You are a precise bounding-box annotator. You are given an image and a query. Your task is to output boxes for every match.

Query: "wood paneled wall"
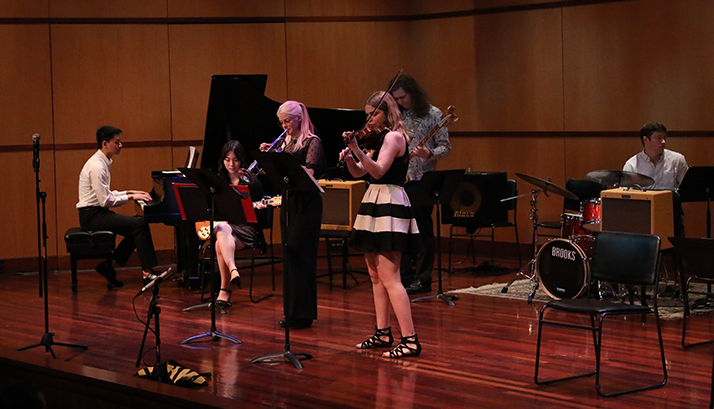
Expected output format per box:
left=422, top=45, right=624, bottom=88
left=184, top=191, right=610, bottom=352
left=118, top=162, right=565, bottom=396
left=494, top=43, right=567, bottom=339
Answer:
left=1, top=0, right=713, bottom=270
left=563, top=0, right=714, bottom=130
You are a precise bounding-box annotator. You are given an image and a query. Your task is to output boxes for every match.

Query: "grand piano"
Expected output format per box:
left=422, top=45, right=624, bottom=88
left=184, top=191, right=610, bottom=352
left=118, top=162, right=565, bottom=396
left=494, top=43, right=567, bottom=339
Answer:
left=140, top=74, right=366, bottom=288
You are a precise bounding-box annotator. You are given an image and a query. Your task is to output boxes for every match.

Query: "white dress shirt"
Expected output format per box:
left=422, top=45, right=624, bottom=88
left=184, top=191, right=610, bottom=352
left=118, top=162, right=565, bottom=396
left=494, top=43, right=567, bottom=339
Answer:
left=623, top=148, right=689, bottom=190
left=77, top=150, right=129, bottom=208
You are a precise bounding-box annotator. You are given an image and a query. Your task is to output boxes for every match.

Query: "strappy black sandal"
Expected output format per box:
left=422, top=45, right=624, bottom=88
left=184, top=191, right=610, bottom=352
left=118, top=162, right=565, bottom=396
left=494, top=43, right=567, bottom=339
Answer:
left=215, top=288, right=233, bottom=308
left=384, top=334, right=421, bottom=358
left=356, top=326, right=393, bottom=349
left=230, top=268, right=242, bottom=289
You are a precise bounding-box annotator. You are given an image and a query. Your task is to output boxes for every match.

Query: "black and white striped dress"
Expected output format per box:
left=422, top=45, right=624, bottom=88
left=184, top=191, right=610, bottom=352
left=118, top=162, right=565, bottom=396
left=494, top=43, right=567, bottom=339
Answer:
left=349, top=136, right=422, bottom=254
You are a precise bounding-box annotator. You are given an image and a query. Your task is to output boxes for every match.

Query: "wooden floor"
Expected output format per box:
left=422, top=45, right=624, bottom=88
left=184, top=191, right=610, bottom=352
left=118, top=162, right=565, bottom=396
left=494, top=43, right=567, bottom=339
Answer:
left=1, top=251, right=713, bottom=408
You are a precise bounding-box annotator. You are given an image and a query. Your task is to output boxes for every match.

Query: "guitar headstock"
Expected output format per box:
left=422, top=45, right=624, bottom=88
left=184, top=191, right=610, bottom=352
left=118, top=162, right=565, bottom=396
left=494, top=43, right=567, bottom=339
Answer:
left=440, top=105, right=458, bottom=127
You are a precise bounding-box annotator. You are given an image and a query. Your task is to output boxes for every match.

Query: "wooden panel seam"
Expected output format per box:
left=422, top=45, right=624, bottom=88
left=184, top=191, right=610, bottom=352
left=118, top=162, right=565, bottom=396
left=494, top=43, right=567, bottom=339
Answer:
left=0, top=2, right=644, bottom=25
left=4, top=132, right=714, bottom=153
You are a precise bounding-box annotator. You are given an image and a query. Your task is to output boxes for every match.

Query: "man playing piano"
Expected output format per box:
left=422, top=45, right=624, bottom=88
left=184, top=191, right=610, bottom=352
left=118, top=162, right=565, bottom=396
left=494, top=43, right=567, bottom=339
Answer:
left=77, top=125, right=165, bottom=289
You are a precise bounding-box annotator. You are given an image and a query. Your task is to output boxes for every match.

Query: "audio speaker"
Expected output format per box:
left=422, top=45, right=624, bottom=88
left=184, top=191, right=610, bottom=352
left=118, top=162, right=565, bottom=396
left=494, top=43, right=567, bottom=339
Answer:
left=442, top=171, right=509, bottom=227
left=600, top=188, right=674, bottom=249
left=318, top=180, right=367, bottom=231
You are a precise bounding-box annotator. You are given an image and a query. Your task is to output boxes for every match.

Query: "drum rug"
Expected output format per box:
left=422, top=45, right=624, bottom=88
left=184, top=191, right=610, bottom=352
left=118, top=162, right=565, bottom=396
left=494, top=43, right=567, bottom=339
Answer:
left=448, top=279, right=714, bottom=320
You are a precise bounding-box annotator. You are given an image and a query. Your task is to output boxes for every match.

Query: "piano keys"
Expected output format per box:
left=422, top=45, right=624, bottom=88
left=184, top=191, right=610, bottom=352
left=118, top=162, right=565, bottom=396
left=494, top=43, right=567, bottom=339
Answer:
left=136, top=170, right=201, bottom=290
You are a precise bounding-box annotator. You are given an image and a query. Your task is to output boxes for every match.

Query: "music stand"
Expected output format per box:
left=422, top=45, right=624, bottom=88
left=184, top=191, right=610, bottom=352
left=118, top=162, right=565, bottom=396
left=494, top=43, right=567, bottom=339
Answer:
left=175, top=167, right=252, bottom=345
left=678, top=166, right=714, bottom=238
left=248, top=151, right=322, bottom=369
left=410, top=169, right=464, bottom=306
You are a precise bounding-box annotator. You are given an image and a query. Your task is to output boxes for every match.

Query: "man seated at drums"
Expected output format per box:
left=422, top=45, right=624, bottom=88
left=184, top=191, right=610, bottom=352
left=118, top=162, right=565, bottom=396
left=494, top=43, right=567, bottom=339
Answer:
left=623, top=121, right=688, bottom=236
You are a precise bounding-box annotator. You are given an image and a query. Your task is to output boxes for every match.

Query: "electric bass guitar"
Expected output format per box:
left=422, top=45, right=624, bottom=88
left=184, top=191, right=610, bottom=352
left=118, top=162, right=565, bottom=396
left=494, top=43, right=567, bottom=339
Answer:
left=195, top=195, right=281, bottom=240
left=408, top=105, right=458, bottom=160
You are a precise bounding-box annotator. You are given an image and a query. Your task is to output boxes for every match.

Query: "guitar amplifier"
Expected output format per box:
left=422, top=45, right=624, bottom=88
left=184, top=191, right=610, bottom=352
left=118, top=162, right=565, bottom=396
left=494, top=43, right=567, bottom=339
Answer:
left=318, top=179, right=367, bottom=231
left=600, top=188, right=674, bottom=249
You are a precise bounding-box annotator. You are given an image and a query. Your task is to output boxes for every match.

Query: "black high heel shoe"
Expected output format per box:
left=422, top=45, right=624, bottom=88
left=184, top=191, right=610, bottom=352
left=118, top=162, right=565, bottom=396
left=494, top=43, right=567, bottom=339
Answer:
left=356, top=326, right=394, bottom=349
left=230, top=268, right=242, bottom=289
left=383, top=334, right=421, bottom=358
left=215, top=288, right=233, bottom=308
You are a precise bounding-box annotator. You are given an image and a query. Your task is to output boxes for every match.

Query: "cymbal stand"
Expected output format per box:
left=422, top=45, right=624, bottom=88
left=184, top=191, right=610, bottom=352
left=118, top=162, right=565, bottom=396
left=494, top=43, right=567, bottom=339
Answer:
left=501, top=189, right=543, bottom=303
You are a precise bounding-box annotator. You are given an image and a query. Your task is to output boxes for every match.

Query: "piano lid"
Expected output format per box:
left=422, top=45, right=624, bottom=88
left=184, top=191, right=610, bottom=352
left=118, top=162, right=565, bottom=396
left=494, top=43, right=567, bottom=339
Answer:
left=200, top=74, right=365, bottom=180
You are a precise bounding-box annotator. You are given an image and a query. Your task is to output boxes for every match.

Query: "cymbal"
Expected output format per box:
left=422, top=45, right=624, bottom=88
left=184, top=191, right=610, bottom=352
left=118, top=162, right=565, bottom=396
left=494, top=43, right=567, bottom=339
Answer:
left=515, top=173, right=579, bottom=200
left=586, top=170, right=654, bottom=188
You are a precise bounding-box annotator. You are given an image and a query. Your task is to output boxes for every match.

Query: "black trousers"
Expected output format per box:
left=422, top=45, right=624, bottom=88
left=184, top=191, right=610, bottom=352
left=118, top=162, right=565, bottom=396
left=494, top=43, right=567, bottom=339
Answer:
left=401, top=180, right=435, bottom=285
left=79, top=207, right=157, bottom=270
left=280, top=191, right=321, bottom=321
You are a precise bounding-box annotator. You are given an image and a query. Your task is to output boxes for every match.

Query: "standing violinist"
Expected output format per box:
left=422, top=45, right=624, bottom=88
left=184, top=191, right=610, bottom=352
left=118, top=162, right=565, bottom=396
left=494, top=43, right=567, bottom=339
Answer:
left=340, top=91, right=423, bottom=358
left=391, top=74, right=452, bottom=295
left=260, top=100, right=325, bottom=329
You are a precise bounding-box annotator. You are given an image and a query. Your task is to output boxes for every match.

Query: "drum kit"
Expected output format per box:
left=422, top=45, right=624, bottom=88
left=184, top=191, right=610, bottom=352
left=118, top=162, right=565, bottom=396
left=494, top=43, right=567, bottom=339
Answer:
left=501, top=170, right=654, bottom=302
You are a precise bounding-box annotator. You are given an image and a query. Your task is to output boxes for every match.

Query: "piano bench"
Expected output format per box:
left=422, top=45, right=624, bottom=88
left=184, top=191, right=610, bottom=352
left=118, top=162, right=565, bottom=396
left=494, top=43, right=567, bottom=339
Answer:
left=64, top=228, right=116, bottom=293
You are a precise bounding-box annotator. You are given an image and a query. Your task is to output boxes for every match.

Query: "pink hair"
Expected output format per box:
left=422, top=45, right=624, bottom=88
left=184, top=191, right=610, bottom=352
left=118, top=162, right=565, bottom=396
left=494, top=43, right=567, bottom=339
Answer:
left=277, top=100, right=318, bottom=149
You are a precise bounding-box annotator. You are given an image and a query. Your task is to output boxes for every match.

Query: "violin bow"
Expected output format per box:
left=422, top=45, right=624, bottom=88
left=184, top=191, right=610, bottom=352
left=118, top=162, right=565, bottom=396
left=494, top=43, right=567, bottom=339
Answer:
left=362, top=69, right=403, bottom=128
left=339, top=69, right=403, bottom=167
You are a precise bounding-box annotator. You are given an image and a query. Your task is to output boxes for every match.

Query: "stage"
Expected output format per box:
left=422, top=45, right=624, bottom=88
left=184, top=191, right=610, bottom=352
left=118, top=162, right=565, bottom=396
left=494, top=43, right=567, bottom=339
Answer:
left=0, top=252, right=712, bottom=408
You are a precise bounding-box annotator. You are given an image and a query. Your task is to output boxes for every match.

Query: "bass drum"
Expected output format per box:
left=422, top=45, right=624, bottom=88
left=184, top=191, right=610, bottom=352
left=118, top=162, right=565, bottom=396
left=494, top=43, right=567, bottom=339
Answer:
left=536, top=236, right=595, bottom=300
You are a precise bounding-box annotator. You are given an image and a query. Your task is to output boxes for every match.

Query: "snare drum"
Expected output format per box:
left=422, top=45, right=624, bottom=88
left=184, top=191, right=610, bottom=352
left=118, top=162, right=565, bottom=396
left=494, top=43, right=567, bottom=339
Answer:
left=561, top=212, right=585, bottom=238
left=581, top=198, right=601, bottom=232
left=536, top=236, right=595, bottom=299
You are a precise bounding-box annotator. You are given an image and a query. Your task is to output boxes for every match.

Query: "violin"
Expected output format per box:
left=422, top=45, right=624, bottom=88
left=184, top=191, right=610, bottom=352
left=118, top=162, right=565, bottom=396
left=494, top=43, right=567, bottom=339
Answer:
left=343, top=124, right=390, bottom=150
left=338, top=69, right=403, bottom=168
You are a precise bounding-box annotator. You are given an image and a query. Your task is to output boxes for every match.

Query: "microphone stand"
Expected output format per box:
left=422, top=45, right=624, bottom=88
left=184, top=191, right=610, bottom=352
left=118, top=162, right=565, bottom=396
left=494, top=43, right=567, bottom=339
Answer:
left=136, top=283, right=168, bottom=382
left=18, top=138, right=87, bottom=357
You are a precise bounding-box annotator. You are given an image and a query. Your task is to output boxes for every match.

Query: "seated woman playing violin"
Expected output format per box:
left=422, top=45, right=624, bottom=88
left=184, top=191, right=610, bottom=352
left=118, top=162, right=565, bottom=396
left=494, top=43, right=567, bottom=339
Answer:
left=211, top=140, right=268, bottom=308
left=339, top=91, right=423, bottom=358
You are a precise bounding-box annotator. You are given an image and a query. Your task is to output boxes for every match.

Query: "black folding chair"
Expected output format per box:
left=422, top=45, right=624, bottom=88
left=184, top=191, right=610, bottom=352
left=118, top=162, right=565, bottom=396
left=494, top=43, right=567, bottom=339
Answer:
left=669, top=237, right=714, bottom=348
left=535, top=231, right=667, bottom=397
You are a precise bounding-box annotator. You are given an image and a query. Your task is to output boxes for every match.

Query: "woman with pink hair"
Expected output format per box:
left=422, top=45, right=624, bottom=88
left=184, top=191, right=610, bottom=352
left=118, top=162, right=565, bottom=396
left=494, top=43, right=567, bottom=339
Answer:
left=260, top=100, right=325, bottom=329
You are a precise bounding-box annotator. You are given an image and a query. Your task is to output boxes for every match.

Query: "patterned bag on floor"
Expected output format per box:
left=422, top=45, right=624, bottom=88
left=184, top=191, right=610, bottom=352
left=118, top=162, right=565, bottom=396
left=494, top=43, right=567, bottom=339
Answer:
left=135, top=360, right=211, bottom=387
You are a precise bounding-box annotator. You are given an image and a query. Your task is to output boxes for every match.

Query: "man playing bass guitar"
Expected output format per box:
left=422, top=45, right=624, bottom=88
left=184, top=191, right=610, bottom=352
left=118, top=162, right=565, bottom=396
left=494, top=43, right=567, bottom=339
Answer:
left=391, top=74, right=452, bottom=295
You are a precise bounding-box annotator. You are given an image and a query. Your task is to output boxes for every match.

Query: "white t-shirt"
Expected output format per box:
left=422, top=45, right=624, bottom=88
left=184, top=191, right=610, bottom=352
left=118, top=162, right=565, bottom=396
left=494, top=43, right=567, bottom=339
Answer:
left=623, top=148, right=688, bottom=190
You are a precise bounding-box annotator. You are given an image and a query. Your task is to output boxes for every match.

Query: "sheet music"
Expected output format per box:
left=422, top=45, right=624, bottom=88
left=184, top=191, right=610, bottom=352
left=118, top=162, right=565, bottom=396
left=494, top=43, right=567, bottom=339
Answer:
left=303, top=165, right=325, bottom=193
left=184, top=146, right=199, bottom=169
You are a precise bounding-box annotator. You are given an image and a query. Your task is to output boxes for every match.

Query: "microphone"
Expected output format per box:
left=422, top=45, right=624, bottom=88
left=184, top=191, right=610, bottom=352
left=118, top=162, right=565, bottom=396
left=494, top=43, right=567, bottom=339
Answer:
left=32, top=133, right=40, bottom=173
left=134, top=267, right=174, bottom=298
